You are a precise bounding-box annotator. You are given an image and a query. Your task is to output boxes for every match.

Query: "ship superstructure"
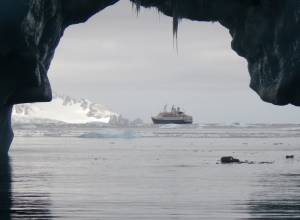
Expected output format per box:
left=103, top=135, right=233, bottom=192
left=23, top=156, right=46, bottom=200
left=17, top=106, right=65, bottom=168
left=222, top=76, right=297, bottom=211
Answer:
left=152, top=105, right=193, bottom=124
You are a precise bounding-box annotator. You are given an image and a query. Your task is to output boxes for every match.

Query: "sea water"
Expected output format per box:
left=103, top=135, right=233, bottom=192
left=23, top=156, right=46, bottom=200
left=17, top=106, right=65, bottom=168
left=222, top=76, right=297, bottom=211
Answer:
left=1, top=125, right=300, bottom=219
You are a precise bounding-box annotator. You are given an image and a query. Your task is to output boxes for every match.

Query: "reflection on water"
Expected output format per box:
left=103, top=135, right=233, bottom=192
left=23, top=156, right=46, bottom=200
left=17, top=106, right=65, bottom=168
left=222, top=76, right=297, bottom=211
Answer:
left=2, top=135, right=300, bottom=219
left=248, top=173, right=300, bottom=219
left=0, top=157, right=52, bottom=220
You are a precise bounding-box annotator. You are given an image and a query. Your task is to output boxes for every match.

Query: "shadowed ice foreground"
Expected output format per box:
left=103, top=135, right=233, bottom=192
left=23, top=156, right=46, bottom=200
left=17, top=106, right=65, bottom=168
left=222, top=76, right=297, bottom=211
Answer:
left=0, top=0, right=300, bottom=153
left=0, top=125, right=299, bottom=219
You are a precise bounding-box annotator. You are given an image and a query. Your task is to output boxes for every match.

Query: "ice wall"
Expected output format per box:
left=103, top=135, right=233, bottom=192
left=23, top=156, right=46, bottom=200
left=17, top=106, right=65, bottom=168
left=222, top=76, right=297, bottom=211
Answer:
left=0, top=106, right=13, bottom=156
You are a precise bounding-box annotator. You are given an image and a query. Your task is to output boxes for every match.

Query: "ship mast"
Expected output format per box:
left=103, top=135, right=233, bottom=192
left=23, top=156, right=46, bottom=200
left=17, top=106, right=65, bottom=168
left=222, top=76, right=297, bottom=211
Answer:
left=163, top=104, right=168, bottom=112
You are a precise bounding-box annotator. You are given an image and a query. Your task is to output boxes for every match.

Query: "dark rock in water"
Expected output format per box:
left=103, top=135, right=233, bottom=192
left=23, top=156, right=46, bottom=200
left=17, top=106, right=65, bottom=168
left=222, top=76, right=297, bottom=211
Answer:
left=258, top=161, right=274, bottom=164
left=286, top=155, right=295, bottom=159
left=221, top=156, right=240, bottom=164
left=220, top=157, right=274, bottom=165
left=220, top=156, right=275, bottom=164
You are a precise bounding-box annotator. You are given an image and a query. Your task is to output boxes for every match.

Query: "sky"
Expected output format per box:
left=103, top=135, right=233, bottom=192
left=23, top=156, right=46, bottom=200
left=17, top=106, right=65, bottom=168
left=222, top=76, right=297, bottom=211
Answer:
left=48, top=0, right=300, bottom=123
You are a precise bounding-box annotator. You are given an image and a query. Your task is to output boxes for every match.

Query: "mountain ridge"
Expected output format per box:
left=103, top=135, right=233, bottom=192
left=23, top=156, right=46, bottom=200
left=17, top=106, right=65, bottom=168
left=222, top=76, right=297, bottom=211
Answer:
left=13, top=93, right=121, bottom=124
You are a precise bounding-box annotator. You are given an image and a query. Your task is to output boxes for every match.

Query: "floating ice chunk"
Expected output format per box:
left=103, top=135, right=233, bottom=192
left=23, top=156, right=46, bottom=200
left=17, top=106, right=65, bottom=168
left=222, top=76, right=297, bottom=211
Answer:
left=79, top=129, right=137, bottom=139
left=158, top=124, right=182, bottom=129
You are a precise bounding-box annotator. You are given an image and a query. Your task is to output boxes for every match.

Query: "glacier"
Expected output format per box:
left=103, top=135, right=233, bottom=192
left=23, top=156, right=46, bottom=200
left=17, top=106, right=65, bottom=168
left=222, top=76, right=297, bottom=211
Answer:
left=13, top=93, right=120, bottom=124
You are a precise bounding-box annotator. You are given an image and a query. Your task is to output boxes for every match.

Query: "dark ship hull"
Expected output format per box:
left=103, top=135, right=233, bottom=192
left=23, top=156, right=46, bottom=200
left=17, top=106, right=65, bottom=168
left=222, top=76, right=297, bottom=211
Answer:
left=152, top=117, right=193, bottom=124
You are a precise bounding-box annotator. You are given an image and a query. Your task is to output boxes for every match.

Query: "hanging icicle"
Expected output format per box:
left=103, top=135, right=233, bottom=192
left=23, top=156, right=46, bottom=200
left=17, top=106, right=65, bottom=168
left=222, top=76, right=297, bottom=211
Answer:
left=172, top=0, right=181, bottom=51
left=131, top=0, right=181, bottom=51
left=131, top=0, right=141, bottom=15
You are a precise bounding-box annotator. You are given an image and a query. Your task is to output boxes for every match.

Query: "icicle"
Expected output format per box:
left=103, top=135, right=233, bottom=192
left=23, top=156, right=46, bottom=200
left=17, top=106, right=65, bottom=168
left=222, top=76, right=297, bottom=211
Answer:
left=173, top=16, right=179, bottom=52
left=172, top=0, right=180, bottom=52
left=131, top=0, right=181, bottom=52
left=131, top=0, right=141, bottom=16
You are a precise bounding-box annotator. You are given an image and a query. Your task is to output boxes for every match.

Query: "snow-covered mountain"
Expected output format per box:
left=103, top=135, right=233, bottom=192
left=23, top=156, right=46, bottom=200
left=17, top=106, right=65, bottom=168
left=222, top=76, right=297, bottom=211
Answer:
left=13, top=93, right=120, bottom=124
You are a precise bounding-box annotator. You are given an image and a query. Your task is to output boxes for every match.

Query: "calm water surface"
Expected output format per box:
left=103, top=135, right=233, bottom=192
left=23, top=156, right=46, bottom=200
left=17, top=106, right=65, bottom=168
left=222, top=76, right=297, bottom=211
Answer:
left=1, top=127, right=300, bottom=219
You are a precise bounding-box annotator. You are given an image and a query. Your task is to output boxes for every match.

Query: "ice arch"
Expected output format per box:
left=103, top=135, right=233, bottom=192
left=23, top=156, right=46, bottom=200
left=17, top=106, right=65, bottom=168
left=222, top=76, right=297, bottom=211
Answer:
left=0, top=0, right=300, bottom=155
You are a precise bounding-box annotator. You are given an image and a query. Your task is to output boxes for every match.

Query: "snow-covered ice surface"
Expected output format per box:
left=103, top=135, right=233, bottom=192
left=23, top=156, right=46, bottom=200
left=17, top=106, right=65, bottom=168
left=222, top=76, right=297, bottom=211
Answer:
left=13, top=93, right=119, bottom=124
left=5, top=124, right=300, bottom=219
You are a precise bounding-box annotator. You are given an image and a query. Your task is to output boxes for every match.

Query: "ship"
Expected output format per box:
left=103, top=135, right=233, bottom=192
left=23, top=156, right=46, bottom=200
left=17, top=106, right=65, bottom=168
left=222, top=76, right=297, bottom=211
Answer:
left=152, top=105, right=193, bottom=124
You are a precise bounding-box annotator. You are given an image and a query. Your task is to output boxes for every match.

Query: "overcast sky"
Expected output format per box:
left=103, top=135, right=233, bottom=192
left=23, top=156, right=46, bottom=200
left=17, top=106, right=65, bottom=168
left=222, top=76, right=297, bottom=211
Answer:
left=48, top=0, right=299, bottom=123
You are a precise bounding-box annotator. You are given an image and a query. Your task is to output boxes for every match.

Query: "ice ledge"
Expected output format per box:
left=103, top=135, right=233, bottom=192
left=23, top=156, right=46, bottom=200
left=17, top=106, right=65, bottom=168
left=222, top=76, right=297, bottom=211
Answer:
left=0, top=106, right=13, bottom=156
